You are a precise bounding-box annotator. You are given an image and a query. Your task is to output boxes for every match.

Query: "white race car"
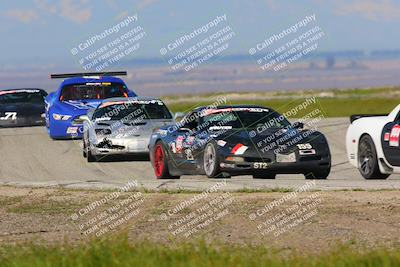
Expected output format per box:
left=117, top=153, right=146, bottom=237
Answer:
left=346, top=104, right=400, bottom=179
left=82, top=97, right=174, bottom=162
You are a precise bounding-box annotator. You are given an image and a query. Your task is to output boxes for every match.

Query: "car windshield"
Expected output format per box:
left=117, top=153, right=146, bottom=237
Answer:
left=59, top=83, right=128, bottom=101
left=0, top=90, right=46, bottom=104
left=93, top=100, right=172, bottom=121
left=201, top=108, right=291, bottom=129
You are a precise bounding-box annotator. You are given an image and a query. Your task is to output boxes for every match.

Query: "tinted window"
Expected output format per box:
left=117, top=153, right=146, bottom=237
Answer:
left=181, top=112, right=200, bottom=130
left=201, top=108, right=291, bottom=129
left=60, top=83, right=128, bottom=101
left=93, top=101, right=172, bottom=121
left=0, top=90, right=46, bottom=104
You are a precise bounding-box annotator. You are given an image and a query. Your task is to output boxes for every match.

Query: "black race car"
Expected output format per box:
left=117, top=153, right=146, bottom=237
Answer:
left=0, top=88, right=47, bottom=127
left=149, top=105, right=331, bottom=179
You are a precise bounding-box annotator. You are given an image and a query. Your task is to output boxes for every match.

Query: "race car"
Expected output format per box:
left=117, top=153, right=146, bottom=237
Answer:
left=346, top=104, right=400, bottom=179
left=45, top=71, right=136, bottom=139
left=149, top=105, right=331, bottom=179
left=82, top=97, right=174, bottom=162
left=0, top=88, right=47, bottom=127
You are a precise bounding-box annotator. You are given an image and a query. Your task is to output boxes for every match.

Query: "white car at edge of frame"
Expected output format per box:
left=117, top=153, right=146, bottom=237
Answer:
left=346, top=104, right=400, bottom=179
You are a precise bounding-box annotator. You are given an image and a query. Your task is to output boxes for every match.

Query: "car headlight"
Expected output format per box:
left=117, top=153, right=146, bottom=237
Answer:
left=72, top=115, right=87, bottom=125
left=53, top=113, right=71, bottom=120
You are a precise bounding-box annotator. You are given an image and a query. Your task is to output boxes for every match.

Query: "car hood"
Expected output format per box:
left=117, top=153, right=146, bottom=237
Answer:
left=213, top=127, right=323, bottom=155
left=94, top=119, right=173, bottom=138
left=60, top=100, right=102, bottom=111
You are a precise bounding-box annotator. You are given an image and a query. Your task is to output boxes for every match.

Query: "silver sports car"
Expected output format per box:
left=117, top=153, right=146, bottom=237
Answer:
left=82, top=97, right=174, bottom=162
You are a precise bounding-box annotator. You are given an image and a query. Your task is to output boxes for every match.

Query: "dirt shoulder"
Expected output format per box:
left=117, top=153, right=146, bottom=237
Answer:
left=0, top=186, right=399, bottom=253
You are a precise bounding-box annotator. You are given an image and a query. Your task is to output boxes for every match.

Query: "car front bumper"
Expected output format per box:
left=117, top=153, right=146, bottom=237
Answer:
left=218, top=153, right=331, bottom=175
left=90, top=137, right=150, bottom=156
left=0, top=117, right=45, bottom=128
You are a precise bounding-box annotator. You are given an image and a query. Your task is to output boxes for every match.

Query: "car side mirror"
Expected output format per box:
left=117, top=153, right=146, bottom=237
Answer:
left=179, top=127, right=192, bottom=132
left=173, top=112, right=186, bottom=122
left=293, top=122, right=304, bottom=129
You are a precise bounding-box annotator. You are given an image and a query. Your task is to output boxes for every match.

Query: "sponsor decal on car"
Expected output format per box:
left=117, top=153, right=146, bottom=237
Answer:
left=203, top=107, right=269, bottom=116
left=175, top=136, right=185, bottom=153
left=297, top=143, right=312, bottom=149
left=63, top=101, right=102, bottom=110
left=389, top=125, right=400, bottom=147
left=185, top=136, right=196, bottom=146
left=0, top=89, right=40, bottom=95
left=185, top=149, right=194, bottom=160
left=99, top=100, right=164, bottom=109
left=253, top=162, right=269, bottom=169
left=384, top=132, right=390, bottom=141
left=231, top=143, right=248, bottom=155
left=67, top=127, right=79, bottom=134
left=170, top=142, right=177, bottom=153
left=217, top=140, right=227, bottom=147
left=0, top=112, right=17, bottom=120
left=276, top=152, right=296, bottom=163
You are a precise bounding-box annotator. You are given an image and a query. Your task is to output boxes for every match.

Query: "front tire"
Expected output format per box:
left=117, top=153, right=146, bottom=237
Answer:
left=86, top=141, right=96, bottom=162
left=153, top=141, right=180, bottom=179
left=358, top=135, right=390, bottom=179
left=83, top=140, right=87, bottom=158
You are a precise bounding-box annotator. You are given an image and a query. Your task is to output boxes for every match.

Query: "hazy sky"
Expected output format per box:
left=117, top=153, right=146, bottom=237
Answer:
left=1, top=0, right=400, bottom=65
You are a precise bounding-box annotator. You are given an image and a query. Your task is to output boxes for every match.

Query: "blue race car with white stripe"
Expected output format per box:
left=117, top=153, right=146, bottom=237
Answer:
left=45, top=71, right=136, bottom=139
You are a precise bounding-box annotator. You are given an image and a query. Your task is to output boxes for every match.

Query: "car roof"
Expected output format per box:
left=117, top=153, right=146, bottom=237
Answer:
left=60, top=76, right=126, bottom=87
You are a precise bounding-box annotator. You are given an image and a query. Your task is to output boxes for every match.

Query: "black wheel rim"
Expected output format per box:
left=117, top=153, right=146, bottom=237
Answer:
left=359, top=139, right=373, bottom=175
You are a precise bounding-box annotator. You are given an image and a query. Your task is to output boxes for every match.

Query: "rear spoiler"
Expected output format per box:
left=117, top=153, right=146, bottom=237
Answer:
left=50, top=71, right=127, bottom=79
left=350, top=114, right=388, bottom=123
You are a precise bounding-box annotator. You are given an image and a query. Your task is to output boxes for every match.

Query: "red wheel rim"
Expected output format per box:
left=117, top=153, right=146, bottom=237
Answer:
left=154, top=144, right=165, bottom=177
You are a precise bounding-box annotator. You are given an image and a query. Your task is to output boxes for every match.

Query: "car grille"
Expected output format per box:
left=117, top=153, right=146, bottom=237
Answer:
left=244, top=157, right=272, bottom=163
left=299, top=155, right=322, bottom=161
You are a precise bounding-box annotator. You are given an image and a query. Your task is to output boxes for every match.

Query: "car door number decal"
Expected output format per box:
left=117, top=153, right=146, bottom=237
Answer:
left=389, top=125, right=400, bottom=146
left=254, top=162, right=268, bottom=169
left=0, top=112, right=17, bottom=120
left=297, top=143, right=312, bottom=149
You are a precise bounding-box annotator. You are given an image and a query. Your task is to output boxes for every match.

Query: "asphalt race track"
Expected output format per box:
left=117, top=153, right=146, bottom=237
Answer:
left=1, top=118, right=400, bottom=191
